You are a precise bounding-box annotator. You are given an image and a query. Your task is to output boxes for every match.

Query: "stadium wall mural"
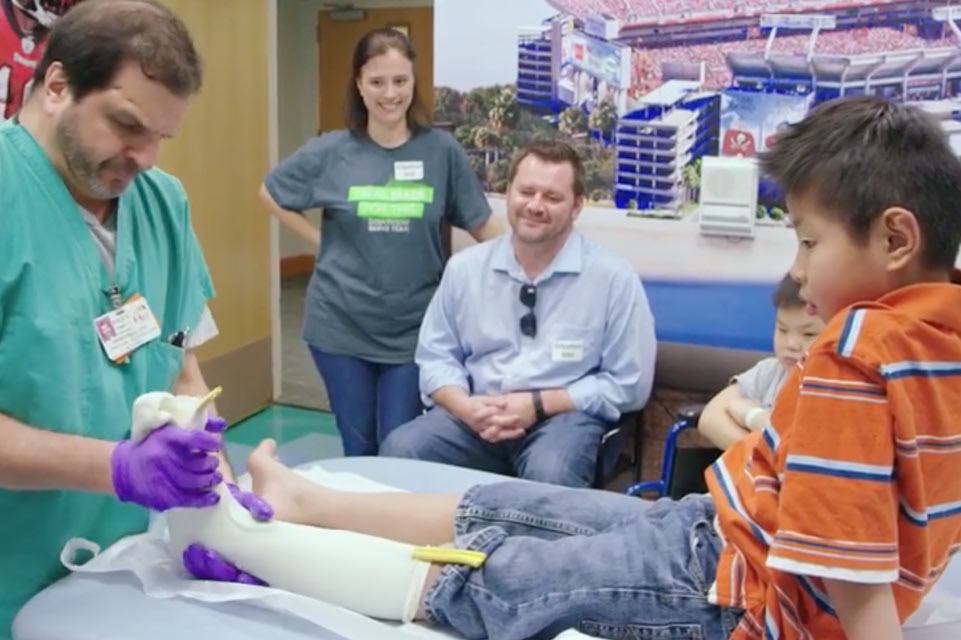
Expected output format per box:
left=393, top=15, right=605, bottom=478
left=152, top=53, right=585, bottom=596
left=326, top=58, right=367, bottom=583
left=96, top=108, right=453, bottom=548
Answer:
left=434, top=0, right=961, bottom=219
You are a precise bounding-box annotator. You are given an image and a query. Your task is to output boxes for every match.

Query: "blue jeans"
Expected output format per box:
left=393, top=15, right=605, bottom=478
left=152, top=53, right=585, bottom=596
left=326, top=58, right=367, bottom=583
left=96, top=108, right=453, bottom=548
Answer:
left=426, top=483, right=741, bottom=640
left=307, top=346, right=422, bottom=456
left=380, top=408, right=608, bottom=487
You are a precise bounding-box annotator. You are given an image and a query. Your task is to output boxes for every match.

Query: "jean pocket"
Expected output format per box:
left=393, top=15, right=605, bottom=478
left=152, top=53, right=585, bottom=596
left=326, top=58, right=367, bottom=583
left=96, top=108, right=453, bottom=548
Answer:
left=580, top=620, right=705, bottom=639
left=687, top=517, right=722, bottom=595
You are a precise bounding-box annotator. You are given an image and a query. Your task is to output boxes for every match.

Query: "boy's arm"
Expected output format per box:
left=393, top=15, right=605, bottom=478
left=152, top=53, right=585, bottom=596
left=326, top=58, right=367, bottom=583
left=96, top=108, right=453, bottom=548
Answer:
left=823, top=579, right=902, bottom=640
left=726, top=397, right=769, bottom=432
left=697, top=384, right=753, bottom=450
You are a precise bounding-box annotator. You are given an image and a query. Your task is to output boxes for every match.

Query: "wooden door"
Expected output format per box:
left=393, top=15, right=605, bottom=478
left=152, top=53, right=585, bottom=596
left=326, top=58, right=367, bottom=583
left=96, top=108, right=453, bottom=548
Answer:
left=317, top=7, right=434, bottom=134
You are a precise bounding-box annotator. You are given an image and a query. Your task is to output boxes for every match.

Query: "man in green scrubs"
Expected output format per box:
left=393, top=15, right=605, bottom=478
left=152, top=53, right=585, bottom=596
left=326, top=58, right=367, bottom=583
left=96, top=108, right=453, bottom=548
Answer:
left=0, top=1, right=235, bottom=635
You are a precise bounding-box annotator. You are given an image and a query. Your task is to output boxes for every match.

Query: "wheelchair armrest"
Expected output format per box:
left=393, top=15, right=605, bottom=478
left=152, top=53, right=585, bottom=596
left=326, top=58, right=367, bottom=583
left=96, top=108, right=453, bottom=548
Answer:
left=625, top=403, right=709, bottom=498
left=675, top=403, right=705, bottom=424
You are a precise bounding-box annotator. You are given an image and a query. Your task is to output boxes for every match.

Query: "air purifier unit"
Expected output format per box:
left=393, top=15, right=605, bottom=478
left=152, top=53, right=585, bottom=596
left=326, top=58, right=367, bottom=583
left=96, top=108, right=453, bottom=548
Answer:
left=698, top=155, right=758, bottom=238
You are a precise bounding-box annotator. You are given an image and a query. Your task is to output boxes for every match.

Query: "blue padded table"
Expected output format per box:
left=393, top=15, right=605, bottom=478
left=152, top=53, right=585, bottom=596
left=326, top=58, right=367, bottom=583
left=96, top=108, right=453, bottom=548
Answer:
left=643, top=278, right=777, bottom=352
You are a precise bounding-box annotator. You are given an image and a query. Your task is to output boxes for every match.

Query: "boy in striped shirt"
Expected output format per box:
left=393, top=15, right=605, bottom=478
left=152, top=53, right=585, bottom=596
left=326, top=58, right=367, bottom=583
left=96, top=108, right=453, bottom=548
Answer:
left=193, top=105, right=961, bottom=640
left=706, top=96, right=961, bottom=639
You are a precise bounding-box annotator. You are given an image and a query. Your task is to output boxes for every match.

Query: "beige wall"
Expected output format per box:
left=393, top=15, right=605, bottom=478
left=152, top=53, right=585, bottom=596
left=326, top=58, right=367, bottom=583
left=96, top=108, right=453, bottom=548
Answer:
left=156, top=0, right=273, bottom=419
left=276, top=0, right=324, bottom=259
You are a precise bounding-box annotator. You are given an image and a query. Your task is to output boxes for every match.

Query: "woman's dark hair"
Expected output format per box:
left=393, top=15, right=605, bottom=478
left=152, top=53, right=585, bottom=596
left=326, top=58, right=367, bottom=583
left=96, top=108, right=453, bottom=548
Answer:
left=344, top=28, right=429, bottom=133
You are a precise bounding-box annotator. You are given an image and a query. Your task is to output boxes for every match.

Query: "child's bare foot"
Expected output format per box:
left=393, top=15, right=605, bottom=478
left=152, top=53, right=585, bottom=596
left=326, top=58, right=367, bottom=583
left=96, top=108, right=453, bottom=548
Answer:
left=246, top=439, right=330, bottom=525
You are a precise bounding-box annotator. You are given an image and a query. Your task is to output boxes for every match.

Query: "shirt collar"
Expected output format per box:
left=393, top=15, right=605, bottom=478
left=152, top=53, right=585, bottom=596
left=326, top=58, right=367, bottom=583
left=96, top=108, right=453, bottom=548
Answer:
left=873, top=269, right=961, bottom=333
left=491, top=231, right=584, bottom=283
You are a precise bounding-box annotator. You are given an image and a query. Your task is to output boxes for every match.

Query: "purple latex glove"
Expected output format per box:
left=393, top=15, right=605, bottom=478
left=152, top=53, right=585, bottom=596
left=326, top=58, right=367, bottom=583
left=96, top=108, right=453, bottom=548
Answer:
left=182, top=543, right=267, bottom=586
left=110, top=417, right=226, bottom=511
left=227, top=482, right=274, bottom=521
left=182, top=484, right=273, bottom=585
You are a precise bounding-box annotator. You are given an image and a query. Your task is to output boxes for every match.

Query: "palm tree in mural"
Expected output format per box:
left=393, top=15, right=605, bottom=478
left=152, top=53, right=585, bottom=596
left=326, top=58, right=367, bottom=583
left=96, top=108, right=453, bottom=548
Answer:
left=559, top=106, right=589, bottom=137
left=454, top=123, right=478, bottom=151
left=488, top=87, right=518, bottom=135
left=474, top=126, right=502, bottom=167
left=434, top=86, right=465, bottom=127
left=588, top=96, right=619, bottom=144
left=681, top=157, right=702, bottom=205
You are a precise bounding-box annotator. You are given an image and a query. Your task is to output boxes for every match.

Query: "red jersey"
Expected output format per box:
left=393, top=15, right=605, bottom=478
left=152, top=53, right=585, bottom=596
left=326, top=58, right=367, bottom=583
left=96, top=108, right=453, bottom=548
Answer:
left=0, top=10, right=44, bottom=119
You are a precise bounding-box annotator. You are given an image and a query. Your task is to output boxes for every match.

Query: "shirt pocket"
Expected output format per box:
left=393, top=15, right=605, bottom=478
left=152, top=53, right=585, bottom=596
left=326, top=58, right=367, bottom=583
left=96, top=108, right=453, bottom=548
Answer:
left=546, top=322, right=601, bottom=367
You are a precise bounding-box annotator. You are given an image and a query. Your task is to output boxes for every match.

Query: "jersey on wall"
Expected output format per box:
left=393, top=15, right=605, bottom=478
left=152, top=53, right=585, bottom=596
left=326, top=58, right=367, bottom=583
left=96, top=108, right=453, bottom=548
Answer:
left=0, top=0, right=78, bottom=119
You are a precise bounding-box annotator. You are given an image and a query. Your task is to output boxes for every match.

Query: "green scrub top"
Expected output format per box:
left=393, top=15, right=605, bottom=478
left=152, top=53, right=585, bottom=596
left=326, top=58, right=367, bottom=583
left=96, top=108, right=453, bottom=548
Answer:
left=0, top=120, right=215, bottom=637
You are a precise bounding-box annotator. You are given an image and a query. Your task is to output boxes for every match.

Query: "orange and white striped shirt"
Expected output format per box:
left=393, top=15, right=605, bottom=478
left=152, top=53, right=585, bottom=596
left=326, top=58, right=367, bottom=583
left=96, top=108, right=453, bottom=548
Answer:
left=707, top=277, right=961, bottom=639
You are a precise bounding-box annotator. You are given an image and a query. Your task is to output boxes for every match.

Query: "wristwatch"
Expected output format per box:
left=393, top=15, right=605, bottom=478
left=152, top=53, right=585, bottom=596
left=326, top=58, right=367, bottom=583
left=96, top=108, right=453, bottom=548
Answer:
left=531, top=389, right=547, bottom=423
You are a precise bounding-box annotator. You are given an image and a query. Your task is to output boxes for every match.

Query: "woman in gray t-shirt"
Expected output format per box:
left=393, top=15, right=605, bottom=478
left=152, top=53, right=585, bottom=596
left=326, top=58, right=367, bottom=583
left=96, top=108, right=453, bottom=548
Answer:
left=259, top=28, right=501, bottom=456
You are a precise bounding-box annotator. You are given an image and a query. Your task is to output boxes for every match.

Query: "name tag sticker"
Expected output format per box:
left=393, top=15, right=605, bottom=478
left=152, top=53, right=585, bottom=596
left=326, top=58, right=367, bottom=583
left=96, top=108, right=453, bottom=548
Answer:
left=394, top=160, right=424, bottom=181
left=552, top=340, right=585, bottom=363
left=94, top=294, right=161, bottom=362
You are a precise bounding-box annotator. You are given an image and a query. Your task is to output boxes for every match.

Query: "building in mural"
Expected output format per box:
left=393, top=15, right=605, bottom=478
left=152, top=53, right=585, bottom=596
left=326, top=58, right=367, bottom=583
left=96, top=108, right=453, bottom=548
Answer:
left=514, top=1, right=961, bottom=210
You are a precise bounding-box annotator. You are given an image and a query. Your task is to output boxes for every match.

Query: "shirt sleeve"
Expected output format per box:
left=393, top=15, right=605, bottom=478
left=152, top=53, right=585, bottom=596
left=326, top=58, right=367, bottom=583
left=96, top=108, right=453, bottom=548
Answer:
left=734, top=357, right=780, bottom=405
left=414, top=257, right=472, bottom=404
left=767, top=350, right=899, bottom=584
left=184, top=305, right=218, bottom=349
left=566, top=273, right=656, bottom=422
left=263, top=136, right=327, bottom=213
left=444, top=134, right=492, bottom=231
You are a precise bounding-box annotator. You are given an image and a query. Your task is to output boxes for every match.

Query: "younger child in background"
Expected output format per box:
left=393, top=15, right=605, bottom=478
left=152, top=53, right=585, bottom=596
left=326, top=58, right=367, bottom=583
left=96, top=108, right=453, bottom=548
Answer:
left=698, top=273, right=824, bottom=449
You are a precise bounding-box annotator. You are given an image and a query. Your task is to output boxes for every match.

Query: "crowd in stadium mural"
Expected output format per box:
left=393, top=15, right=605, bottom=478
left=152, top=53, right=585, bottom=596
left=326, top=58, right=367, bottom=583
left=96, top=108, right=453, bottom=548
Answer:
left=8, top=1, right=960, bottom=219
left=437, top=0, right=961, bottom=217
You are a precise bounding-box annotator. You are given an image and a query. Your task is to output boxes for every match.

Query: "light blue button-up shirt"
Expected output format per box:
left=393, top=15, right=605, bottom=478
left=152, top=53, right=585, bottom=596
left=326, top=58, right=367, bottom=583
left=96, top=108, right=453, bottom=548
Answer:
left=416, top=231, right=656, bottom=422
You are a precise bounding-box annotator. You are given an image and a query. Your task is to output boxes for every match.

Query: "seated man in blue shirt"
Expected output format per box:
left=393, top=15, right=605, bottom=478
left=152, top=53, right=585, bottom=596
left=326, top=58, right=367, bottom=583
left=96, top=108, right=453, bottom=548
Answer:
left=380, top=140, right=656, bottom=487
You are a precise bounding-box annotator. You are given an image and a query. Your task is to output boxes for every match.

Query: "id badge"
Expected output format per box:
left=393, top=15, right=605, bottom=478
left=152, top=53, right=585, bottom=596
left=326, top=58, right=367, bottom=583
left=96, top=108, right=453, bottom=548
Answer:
left=93, top=293, right=161, bottom=362
left=551, top=340, right=585, bottom=363
left=394, top=160, right=424, bottom=181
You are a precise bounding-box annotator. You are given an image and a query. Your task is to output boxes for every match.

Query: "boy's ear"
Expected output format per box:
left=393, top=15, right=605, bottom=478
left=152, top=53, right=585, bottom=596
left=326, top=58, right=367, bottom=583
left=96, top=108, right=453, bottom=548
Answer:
left=877, top=206, right=921, bottom=272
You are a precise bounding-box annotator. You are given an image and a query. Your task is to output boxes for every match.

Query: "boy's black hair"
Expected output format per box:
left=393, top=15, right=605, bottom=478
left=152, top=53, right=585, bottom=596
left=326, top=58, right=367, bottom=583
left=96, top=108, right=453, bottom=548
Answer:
left=760, top=96, right=961, bottom=269
left=772, top=273, right=804, bottom=310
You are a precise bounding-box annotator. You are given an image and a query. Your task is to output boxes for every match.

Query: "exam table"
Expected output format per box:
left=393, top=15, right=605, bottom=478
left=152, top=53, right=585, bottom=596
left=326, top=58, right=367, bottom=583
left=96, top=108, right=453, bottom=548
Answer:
left=13, top=457, right=961, bottom=640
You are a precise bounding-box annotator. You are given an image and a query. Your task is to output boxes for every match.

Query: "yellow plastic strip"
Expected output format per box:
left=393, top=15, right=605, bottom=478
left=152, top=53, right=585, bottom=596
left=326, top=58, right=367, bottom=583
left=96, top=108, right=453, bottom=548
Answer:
left=190, top=386, right=224, bottom=427
left=199, top=386, right=223, bottom=408
left=411, top=546, right=487, bottom=568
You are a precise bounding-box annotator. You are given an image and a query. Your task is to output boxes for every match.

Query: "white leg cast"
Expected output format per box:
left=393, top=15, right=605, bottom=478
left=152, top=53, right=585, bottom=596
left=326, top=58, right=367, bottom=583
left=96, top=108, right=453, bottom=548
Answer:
left=166, top=489, right=432, bottom=621
left=131, top=391, right=436, bottom=621
left=131, top=394, right=597, bottom=640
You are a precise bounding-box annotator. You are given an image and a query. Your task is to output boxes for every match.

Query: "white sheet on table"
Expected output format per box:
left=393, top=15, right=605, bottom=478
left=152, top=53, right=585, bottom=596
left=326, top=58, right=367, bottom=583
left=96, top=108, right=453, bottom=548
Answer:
left=59, top=462, right=961, bottom=640
left=61, top=464, right=458, bottom=640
